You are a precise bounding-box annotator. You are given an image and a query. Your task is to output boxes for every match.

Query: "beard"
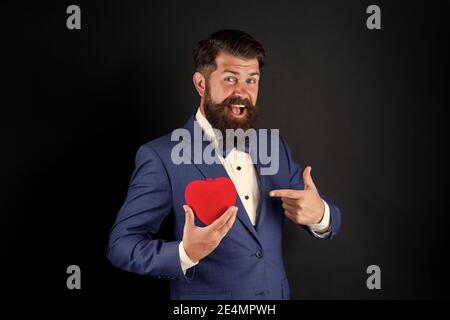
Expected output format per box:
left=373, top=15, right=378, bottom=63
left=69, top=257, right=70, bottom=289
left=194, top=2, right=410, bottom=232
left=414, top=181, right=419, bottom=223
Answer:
left=203, top=84, right=259, bottom=141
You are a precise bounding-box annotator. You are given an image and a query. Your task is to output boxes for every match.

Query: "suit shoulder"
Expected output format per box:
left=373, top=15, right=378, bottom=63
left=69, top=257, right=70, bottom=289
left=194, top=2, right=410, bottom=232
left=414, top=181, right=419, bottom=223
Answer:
left=139, top=130, right=181, bottom=157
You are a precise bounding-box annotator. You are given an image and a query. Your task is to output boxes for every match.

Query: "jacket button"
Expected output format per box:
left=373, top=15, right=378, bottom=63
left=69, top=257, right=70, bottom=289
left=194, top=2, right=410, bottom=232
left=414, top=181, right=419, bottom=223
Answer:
left=255, top=250, right=263, bottom=258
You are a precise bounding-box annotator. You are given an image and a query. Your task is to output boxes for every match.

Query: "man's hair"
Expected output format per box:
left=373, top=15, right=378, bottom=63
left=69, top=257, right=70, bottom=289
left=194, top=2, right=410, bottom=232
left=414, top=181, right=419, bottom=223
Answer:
left=193, top=30, right=265, bottom=77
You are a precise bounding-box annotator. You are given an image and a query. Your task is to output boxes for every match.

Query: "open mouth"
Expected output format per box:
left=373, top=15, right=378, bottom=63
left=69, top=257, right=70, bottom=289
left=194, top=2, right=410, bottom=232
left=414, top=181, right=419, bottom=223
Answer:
left=227, top=104, right=247, bottom=118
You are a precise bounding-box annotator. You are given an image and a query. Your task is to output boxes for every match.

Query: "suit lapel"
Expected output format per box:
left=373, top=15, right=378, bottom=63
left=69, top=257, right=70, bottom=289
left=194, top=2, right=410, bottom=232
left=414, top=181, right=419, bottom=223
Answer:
left=254, top=163, right=271, bottom=232
left=253, top=128, right=274, bottom=232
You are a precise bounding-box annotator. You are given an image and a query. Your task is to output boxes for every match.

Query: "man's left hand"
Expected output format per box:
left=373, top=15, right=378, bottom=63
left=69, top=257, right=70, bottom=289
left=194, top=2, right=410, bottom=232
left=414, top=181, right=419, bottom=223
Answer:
left=269, top=166, right=325, bottom=225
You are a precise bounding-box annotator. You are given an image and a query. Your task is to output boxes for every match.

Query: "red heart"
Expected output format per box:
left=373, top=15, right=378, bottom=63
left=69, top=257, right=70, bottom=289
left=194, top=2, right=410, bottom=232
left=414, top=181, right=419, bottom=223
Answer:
left=184, top=177, right=237, bottom=225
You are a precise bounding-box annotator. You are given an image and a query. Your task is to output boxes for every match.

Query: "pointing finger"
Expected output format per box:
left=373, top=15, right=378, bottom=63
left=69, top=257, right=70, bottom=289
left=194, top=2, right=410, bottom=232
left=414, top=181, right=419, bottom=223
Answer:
left=269, top=189, right=303, bottom=199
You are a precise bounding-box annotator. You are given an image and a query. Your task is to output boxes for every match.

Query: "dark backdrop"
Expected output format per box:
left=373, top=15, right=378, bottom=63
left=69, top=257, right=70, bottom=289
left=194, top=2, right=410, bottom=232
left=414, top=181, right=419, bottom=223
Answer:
left=2, top=0, right=449, bottom=303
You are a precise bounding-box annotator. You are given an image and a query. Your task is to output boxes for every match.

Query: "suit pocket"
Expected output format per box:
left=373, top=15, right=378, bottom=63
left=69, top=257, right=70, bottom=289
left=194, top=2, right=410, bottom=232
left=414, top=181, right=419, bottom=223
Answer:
left=178, top=290, right=232, bottom=300
left=281, top=278, right=290, bottom=300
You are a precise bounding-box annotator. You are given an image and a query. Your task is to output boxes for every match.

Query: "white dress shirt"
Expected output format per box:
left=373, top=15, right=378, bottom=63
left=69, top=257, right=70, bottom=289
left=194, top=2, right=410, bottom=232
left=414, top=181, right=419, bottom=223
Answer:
left=178, top=108, right=331, bottom=274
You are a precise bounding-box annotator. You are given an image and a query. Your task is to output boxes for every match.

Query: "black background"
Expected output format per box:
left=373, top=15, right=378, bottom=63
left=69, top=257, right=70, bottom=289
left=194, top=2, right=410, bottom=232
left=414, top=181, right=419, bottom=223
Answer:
left=2, top=0, right=450, bottom=304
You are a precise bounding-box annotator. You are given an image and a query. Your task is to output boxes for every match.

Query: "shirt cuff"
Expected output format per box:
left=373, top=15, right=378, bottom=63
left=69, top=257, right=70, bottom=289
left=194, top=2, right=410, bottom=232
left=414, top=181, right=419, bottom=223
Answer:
left=308, top=199, right=331, bottom=234
left=178, top=241, right=199, bottom=275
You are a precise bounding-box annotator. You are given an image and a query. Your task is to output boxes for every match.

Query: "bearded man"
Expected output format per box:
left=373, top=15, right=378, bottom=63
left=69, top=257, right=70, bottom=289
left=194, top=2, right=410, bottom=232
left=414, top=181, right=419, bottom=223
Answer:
left=107, top=30, right=341, bottom=300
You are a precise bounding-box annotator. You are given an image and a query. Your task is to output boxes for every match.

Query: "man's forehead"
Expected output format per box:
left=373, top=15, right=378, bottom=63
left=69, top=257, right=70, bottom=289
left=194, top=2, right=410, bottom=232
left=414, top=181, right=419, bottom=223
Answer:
left=215, top=52, right=260, bottom=73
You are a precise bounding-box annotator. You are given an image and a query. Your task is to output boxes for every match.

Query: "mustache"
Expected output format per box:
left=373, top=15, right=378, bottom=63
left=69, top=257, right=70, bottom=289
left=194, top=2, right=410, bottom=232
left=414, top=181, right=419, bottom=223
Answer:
left=220, top=95, right=254, bottom=108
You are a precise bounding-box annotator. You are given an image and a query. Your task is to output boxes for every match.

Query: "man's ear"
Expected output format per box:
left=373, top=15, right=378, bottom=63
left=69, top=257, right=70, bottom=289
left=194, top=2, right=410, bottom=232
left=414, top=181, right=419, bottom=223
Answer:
left=193, top=72, right=206, bottom=97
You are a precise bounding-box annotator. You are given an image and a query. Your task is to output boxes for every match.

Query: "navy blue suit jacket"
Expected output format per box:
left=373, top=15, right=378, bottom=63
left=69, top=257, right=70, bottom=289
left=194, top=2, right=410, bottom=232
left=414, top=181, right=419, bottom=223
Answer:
left=107, top=114, right=341, bottom=300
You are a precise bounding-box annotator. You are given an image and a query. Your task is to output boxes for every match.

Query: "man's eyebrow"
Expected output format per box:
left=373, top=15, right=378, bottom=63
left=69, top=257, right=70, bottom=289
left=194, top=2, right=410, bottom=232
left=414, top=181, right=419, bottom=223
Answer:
left=222, top=69, right=260, bottom=77
left=222, top=69, right=240, bottom=75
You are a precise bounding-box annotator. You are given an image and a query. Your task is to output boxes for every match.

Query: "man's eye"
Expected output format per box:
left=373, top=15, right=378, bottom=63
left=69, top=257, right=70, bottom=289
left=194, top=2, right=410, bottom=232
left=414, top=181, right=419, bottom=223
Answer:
left=225, top=77, right=237, bottom=83
left=247, top=79, right=257, bottom=84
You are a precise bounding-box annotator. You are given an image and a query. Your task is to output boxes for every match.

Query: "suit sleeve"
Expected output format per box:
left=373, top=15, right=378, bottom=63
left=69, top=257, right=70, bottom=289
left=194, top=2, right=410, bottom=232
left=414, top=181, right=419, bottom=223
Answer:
left=280, top=136, right=342, bottom=239
left=107, top=144, right=192, bottom=282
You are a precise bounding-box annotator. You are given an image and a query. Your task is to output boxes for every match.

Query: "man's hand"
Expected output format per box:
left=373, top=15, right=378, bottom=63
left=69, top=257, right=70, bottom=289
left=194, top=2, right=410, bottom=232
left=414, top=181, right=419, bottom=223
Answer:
left=182, top=205, right=238, bottom=263
left=269, top=166, right=325, bottom=225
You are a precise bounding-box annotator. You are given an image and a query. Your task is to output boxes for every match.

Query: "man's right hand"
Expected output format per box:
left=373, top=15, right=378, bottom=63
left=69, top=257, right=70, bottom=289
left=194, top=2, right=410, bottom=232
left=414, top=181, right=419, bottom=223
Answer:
left=182, top=205, right=238, bottom=263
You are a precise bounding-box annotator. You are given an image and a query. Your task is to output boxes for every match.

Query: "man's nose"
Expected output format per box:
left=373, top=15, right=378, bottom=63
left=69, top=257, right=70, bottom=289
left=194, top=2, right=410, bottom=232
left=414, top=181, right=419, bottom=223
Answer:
left=233, top=83, right=249, bottom=99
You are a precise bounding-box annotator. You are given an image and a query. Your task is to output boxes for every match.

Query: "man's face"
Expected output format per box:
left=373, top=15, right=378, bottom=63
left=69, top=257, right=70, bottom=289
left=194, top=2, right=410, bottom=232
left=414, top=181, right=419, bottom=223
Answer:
left=202, top=52, right=260, bottom=135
